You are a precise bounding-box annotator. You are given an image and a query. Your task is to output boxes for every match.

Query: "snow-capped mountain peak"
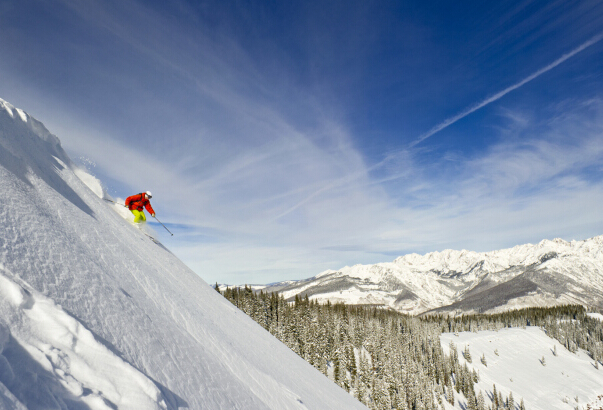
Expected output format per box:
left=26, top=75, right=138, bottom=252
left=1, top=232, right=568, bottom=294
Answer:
left=264, top=236, right=603, bottom=315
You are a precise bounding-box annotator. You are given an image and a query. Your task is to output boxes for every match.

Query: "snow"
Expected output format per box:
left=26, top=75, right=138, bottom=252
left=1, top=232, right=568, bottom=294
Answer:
left=0, top=274, right=165, bottom=410
left=72, top=166, right=104, bottom=199
left=0, top=97, right=367, bottom=409
left=274, top=233, right=603, bottom=315
left=391, top=237, right=602, bottom=277
left=441, top=327, right=603, bottom=410
left=588, top=313, right=603, bottom=321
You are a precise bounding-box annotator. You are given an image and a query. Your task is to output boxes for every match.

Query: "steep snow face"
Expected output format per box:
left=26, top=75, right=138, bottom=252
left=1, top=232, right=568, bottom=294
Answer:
left=269, top=236, right=603, bottom=315
left=0, top=98, right=367, bottom=409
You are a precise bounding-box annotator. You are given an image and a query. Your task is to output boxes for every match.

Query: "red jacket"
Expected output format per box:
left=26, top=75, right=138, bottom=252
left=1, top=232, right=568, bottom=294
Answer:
left=125, top=193, right=155, bottom=215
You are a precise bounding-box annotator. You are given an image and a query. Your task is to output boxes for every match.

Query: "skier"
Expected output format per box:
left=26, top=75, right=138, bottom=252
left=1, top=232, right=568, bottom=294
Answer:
left=125, top=191, right=155, bottom=223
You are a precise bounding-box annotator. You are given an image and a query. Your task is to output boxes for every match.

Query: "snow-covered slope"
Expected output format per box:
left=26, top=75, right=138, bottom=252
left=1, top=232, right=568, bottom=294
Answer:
left=263, top=236, right=603, bottom=315
left=441, top=327, right=603, bottom=410
left=0, top=97, right=367, bottom=410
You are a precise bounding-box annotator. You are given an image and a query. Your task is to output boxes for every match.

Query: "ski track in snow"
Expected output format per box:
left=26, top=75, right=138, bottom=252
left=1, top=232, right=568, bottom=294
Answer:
left=0, top=97, right=368, bottom=409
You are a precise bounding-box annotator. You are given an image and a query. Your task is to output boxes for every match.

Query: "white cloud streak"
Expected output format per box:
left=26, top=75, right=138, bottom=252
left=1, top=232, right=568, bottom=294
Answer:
left=411, top=32, right=603, bottom=147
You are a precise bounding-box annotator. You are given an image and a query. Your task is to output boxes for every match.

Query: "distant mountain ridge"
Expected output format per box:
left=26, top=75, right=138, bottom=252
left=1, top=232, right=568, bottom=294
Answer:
left=261, top=236, right=603, bottom=315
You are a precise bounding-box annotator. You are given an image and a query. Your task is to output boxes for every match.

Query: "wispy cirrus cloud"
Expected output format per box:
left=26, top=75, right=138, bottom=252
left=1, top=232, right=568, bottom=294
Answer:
left=3, top=0, right=603, bottom=285
left=401, top=99, right=603, bottom=247
left=411, top=32, right=603, bottom=147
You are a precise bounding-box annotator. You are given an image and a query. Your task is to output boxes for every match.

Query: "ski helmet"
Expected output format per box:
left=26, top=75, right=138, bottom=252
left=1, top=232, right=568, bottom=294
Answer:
left=146, top=191, right=152, bottom=198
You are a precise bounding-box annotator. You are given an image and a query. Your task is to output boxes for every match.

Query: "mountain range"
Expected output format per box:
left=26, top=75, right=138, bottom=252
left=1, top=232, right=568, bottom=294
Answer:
left=261, top=236, right=603, bottom=315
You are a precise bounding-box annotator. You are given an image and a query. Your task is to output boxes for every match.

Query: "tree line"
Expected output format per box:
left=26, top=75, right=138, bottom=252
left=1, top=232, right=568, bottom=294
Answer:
left=218, top=285, right=602, bottom=410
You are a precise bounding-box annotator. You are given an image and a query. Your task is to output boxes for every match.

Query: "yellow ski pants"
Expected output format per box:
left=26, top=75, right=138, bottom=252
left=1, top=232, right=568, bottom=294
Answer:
left=131, top=209, right=146, bottom=223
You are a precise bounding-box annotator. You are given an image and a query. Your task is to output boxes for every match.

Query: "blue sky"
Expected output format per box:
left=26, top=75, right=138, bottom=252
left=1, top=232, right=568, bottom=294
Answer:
left=1, top=0, right=602, bottom=285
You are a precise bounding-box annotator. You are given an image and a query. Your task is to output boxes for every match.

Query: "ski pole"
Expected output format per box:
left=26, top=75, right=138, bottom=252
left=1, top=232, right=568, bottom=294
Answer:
left=103, top=198, right=126, bottom=207
left=153, top=216, right=173, bottom=236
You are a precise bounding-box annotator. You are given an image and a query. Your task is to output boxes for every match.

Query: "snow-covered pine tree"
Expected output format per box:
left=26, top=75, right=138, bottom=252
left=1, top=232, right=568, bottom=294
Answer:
left=464, top=345, right=473, bottom=363
left=476, top=391, right=486, bottom=410
left=519, top=397, right=526, bottom=410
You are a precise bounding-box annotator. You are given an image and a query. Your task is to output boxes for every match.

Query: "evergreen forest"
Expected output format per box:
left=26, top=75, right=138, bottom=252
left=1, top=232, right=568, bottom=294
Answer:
left=218, top=285, right=603, bottom=410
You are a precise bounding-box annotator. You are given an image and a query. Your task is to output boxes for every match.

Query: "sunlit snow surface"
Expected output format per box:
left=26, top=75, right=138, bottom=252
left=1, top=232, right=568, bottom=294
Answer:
left=441, top=328, right=603, bottom=410
left=588, top=312, right=603, bottom=322
left=0, top=97, right=367, bottom=409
